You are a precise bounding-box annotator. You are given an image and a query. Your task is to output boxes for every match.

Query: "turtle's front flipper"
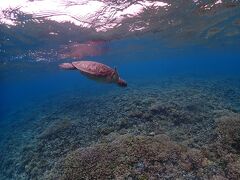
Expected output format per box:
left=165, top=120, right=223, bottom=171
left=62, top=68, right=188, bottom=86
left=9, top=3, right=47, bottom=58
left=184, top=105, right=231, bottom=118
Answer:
left=59, top=63, right=76, bottom=70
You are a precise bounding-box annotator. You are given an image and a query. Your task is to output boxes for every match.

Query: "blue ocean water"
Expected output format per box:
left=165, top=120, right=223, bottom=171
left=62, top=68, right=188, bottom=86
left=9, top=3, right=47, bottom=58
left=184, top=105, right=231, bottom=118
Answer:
left=1, top=40, right=239, bottom=117
left=1, top=1, right=240, bottom=179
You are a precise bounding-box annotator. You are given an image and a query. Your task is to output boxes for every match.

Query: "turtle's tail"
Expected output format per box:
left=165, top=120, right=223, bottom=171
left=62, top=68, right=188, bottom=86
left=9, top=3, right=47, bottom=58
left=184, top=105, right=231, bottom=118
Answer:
left=59, top=63, right=76, bottom=70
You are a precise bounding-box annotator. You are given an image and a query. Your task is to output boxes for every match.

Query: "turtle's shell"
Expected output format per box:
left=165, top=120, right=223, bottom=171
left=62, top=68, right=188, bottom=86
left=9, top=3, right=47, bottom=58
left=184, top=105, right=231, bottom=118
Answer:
left=72, top=61, right=114, bottom=77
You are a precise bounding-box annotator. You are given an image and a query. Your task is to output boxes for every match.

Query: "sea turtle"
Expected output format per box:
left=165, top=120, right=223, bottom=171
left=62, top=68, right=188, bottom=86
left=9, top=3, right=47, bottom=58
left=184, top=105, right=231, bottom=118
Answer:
left=59, top=61, right=127, bottom=87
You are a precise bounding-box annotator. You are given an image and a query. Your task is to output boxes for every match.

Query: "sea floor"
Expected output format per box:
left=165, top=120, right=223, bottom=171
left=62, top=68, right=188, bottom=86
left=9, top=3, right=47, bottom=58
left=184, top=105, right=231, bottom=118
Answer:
left=0, top=76, right=240, bottom=179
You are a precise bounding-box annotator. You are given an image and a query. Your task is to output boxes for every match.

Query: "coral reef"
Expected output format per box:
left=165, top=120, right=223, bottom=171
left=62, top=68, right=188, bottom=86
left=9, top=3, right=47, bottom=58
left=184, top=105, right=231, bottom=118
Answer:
left=205, top=113, right=240, bottom=179
left=46, top=134, right=213, bottom=180
left=216, top=113, right=240, bottom=153
left=0, top=77, right=240, bottom=179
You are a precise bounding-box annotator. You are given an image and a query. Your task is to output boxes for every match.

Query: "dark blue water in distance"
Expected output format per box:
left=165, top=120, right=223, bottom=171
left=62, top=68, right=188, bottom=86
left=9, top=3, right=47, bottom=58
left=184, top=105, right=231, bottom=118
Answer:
left=1, top=0, right=240, bottom=179
left=2, top=43, right=239, bottom=117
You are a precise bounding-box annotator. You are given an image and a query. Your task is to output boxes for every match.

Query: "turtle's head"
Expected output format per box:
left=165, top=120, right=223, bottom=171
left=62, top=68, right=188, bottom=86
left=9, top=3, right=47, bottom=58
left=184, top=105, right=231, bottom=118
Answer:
left=113, top=67, right=127, bottom=87
left=117, top=78, right=127, bottom=87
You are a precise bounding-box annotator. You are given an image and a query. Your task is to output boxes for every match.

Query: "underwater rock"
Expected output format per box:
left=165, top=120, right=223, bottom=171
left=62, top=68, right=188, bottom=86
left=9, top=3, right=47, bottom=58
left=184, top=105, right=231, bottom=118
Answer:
left=148, top=103, right=193, bottom=125
left=117, top=118, right=130, bottom=130
left=97, top=126, right=115, bottom=136
left=149, top=103, right=171, bottom=115
left=38, top=119, right=73, bottom=139
left=128, top=109, right=144, bottom=118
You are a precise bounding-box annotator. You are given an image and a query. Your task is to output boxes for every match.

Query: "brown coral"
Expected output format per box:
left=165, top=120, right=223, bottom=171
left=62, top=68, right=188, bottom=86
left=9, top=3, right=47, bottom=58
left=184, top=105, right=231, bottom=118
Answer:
left=47, top=134, right=209, bottom=180
left=216, top=113, right=240, bottom=153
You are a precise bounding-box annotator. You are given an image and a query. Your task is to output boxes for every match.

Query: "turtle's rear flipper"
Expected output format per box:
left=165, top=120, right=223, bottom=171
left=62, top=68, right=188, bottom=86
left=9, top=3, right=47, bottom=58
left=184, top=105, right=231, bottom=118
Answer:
left=59, top=63, right=76, bottom=70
